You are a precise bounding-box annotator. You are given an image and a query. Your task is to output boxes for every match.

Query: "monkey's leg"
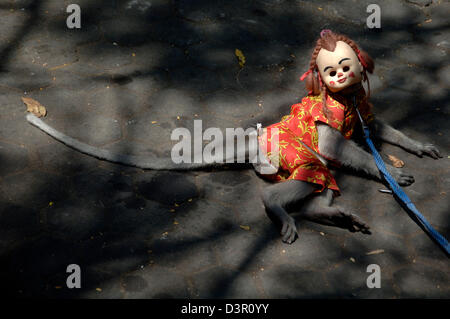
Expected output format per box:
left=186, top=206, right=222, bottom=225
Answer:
left=262, top=180, right=318, bottom=244
left=303, top=206, right=371, bottom=234
left=317, top=123, right=415, bottom=186
left=370, top=118, right=442, bottom=159
left=294, top=189, right=371, bottom=234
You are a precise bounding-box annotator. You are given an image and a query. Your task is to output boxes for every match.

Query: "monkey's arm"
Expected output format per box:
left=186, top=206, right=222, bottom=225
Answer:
left=369, top=118, right=442, bottom=159
left=316, top=123, right=414, bottom=186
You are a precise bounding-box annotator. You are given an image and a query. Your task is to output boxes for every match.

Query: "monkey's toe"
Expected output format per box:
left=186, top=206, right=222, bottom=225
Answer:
left=420, top=144, right=442, bottom=159
left=348, top=214, right=371, bottom=234
left=398, top=174, right=415, bottom=186
left=335, top=209, right=371, bottom=234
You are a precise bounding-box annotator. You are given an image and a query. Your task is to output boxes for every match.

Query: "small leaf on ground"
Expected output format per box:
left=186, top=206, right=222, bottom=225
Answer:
left=240, top=225, right=250, bottom=231
left=388, top=154, right=404, bottom=168
left=23, top=97, right=47, bottom=118
left=235, top=49, right=246, bottom=68
left=366, top=249, right=384, bottom=255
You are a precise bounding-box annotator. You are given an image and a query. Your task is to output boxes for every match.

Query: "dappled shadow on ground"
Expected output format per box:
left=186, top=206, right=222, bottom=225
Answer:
left=0, top=0, right=448, bottom=298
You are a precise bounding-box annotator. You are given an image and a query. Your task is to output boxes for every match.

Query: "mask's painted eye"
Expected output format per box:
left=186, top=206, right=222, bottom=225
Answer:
left=330, top=71, right=336, bottom=77
left=343, top=66, right=350, bottom=72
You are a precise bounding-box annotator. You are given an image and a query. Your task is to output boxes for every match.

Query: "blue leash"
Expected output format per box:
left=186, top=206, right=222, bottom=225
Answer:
left=354, top=97, right=450, bottom=255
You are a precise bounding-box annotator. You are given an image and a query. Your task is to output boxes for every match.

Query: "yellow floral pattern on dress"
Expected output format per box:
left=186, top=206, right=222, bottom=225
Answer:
left=258, top=88, right=373, bottom=195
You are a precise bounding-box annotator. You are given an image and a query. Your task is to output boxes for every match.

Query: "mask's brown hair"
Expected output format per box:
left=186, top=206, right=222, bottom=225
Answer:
left=301, top=30, right=374, bottom=120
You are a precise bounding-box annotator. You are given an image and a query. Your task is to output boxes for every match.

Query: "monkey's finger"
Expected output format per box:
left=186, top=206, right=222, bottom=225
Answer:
left=354, top=220, right=370, bottom=233
left=349, top=214, right=370, bottom=232
left=349, top=219, right=362, bottom=232
left=289, top=228, right=299, bottom=244
left=402, top=174, right=415, bottom=182
left=288, top=230, right=297, bottom=244
left=284, top=231, right=293, bottom=244
left=398, top=178, right=413, bottom=186
left=424, top=148, right=438, bottom=159
left=282, top=226, right=293, bottom=243
left=423, top=144, right=441, bottom=159
left=428, top=147, right=441, bottom=159
left=398, top=174, right=414, bottom=185
left=282, top=225, right=291, bottom=239
left=434, top=147, right=443, bottom=158
left=281, top=222, right=288, bottom=236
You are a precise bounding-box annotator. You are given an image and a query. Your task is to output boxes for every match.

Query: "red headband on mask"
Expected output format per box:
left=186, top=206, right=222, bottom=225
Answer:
left=355, top=48, right=368, bottom=69
left=300, top=69, right=312, bottom=81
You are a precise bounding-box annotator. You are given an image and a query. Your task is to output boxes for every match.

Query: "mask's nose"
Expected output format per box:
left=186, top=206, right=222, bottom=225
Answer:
left=337, top=72, right=344, bottom=78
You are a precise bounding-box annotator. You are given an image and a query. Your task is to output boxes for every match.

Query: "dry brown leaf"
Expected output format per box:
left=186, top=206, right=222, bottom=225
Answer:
left=240, top=225, right=250, bottom=231
left=388, top=154, right=404, bottom=168
left=23, top=97, right=47, bottom=118
left=235, top=49, right=246, bottom=68
left=366, top=249, right=385, bottom=256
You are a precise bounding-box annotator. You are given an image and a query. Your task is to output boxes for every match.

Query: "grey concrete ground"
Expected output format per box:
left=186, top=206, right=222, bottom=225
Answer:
left=0, top=0, right=448, bottom=298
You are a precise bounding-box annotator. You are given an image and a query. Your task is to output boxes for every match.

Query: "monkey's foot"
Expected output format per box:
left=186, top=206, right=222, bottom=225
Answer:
left=280, top=215, right=299, bottom=244
left=303, top=207, right=371, bottom=234
left=387, top=166, right=415, bottom=186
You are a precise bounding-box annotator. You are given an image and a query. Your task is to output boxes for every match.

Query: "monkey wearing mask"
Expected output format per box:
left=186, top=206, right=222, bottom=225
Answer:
left=26, top=30, right=442, bottom=244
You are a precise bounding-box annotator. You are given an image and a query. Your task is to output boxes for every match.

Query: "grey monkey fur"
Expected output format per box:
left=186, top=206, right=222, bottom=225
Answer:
left=26, top=109, right=442, bottom=244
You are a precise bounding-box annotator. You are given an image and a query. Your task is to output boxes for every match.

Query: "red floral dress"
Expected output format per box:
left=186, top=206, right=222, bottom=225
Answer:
left=258, top=88, right=374, bottom=195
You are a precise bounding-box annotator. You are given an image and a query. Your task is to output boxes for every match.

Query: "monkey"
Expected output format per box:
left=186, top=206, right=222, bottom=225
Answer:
left=26, top=30, right=442, bottom=244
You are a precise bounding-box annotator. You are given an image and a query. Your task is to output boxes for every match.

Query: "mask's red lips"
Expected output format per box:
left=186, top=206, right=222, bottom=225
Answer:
left=337, top=77, right=347, bottom=84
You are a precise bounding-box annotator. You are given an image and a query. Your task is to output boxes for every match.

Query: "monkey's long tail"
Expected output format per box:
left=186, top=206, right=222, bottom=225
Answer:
left=26, top=114, right=216, bottom=171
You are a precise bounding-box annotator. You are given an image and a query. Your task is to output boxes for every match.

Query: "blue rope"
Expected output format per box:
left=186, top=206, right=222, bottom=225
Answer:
left=355, top=99, right=449, bottom=255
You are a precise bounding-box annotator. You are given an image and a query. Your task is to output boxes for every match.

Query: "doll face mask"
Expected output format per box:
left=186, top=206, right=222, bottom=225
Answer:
left=316, top=41, right=363, bottom=93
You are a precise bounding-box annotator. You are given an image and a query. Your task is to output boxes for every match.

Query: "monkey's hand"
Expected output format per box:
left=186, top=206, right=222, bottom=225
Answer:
left=410, top=142, right=442, bottom=159
left=385, top=165, right=415, bottom=186
left=281, top=216, right=299, bottom=244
